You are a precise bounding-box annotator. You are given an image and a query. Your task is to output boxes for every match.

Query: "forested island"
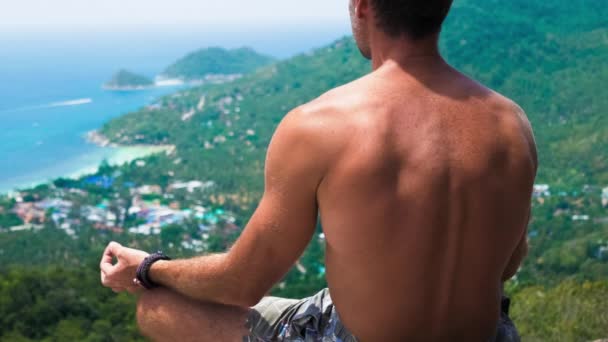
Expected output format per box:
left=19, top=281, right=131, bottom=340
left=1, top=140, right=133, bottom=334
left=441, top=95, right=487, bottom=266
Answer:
left=1, top=0, right=607, bottom=340
left=103, top=69, right=154, bottom=90
left=159, top=47, right=275, bottom=81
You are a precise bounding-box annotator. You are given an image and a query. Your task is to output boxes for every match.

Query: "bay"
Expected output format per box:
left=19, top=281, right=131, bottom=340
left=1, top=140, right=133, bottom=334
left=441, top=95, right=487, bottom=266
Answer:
left=0, top=26, right=350, bottom=193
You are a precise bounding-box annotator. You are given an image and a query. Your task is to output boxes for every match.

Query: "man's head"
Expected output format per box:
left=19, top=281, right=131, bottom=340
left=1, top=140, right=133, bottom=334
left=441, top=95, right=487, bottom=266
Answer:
left=349, top=0, right=454, bottom=59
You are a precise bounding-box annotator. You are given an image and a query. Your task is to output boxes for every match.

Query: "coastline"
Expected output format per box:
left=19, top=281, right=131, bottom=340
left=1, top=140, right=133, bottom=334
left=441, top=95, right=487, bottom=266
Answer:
left=0, top=133, right=175, bottom=195
left=81, top=130, right=176, bottom=173
left=101, top=85, right=155, bottom=91
left=85, top=130, right=176, bottom=151
left=100, top=75, right=240, bottom=92
left=102, top=77, right=187, bottom=91
left=65, top=145, right=174, bottom=179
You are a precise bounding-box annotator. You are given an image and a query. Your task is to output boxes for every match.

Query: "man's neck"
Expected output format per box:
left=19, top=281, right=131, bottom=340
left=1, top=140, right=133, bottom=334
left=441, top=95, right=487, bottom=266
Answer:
left=369, top=32, right=443, bottom=71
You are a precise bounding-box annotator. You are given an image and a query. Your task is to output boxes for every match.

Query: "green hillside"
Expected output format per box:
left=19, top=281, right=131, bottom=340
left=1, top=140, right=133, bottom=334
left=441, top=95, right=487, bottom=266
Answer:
left=103, top=0, right=608, bottom=187
left=160, top=47, right=275, bottom=80
left=103, top=69, right=154, bottom=90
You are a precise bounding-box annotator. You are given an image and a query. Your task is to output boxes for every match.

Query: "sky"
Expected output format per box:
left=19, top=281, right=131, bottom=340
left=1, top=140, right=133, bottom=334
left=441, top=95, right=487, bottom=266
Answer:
left=0, top=0, right=351, bottom=33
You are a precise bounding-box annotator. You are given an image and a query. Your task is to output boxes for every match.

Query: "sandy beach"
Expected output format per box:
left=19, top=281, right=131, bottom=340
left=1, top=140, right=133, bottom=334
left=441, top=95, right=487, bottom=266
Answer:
left=66, top=144, right=175, bottom=179
left=0, top=140, right=174, bottom=194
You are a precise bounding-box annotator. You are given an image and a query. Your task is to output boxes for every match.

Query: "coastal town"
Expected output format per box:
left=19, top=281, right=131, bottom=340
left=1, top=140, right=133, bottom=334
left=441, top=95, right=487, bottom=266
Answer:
left=2, top=180, right=608, bottom=255
left=0, top=174, right=241, bottom=253
left=0, top=83, right=268, bottom=254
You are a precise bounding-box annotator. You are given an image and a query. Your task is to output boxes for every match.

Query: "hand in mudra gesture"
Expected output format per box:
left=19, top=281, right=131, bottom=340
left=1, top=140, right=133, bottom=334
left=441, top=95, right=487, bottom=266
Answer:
left=100, top=241, right=149, bottom=294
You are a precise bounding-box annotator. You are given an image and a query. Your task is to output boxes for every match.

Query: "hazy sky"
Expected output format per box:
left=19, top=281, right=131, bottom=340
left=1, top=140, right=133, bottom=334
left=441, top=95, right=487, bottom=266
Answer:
left=0, top=0, right=351, bottom=33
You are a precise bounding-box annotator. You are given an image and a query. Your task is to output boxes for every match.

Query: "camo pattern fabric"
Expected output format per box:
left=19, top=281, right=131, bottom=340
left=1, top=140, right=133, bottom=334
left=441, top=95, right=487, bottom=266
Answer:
left=245, top=288, right=357, bottom=342
left=245, top=288, right=520, bottom=342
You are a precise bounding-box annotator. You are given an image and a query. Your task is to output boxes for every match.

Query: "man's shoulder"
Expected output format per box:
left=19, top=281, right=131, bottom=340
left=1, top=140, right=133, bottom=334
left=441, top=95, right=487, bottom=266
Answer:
left=286, top=81, right=365, bottom=130
left=446, top=67, right=522, bottom=112
left=457, top=75, right=532, bottom=130
left=275, top=85, right=363, bottom=161
left=484, top=91, right=533, bottom=136
left=481, top=91, right=538, bottom=172
left=456, top=72, right=525, bottom=116
left=485, top=91, right=525, bottom=116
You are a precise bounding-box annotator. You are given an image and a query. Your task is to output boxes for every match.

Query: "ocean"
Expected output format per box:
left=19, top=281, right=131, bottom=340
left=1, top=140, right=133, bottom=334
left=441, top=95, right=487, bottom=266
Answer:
left=0, top=26, right=350, bottom=193
left=0, top=52, right=185, bottom=193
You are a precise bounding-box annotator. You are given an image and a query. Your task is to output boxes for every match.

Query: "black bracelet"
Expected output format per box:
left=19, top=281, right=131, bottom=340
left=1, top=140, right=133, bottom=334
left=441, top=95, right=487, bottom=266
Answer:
left=135, top=251, right=171, bottom=290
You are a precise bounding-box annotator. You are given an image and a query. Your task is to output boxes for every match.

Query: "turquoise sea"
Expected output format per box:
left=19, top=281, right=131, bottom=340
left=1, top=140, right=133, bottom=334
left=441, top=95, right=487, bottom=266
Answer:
left=0, top=45, right=184, bottom=193
left=0, top=27, right=350, bottom=193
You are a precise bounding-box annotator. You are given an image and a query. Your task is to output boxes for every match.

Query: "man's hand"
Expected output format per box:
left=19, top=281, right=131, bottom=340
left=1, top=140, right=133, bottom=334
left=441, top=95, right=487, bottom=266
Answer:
left=100, top=241, right=149, bottom=294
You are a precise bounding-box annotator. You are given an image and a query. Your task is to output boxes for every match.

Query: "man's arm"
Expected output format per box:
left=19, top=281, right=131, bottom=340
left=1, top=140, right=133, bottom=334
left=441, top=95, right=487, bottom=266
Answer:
left=147, top=107, right=329, bottom=307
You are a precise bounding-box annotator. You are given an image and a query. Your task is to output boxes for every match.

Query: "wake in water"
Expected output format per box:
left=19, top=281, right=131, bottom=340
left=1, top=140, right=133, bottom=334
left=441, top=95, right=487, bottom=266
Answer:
left=0, top=98, right=93, bottom=113
left=49, top=98, right=93, bottom=107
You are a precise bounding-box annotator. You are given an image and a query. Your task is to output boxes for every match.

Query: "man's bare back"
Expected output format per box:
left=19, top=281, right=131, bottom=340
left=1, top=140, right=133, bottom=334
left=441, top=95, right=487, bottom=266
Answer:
left=100, top=2, right=537, bottom=341
left=303, top=59, right=537, bottom=341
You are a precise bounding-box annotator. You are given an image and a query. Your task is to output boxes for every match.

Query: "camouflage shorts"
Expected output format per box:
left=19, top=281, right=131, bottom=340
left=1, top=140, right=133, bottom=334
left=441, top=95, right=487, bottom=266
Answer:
left=245, top=288, right=520, bottom=342
left=245, top=288, right=357, bottom=342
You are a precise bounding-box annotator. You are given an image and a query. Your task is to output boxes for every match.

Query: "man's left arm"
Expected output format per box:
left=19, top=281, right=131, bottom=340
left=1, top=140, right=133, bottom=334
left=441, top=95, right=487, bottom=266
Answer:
left=101, top=107, right=329, bottom=307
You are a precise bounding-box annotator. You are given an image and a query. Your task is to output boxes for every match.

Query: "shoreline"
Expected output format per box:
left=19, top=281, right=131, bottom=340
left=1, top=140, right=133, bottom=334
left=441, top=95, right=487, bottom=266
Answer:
left=100, top=74, right=240, bottom=92
left=0, top=133, right=175, bottom=195
left=102, top=77, right=186, bottom=91
left=85, top=130, right=176, bottom=151
left=101, top=85, right=155, bottom=91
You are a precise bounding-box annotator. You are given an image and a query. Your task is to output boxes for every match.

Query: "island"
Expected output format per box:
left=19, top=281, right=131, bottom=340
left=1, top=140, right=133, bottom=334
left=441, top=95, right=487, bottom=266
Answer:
left=103, top=69, right=154, bottom=90
left=158, top=47, right=275, bottom=83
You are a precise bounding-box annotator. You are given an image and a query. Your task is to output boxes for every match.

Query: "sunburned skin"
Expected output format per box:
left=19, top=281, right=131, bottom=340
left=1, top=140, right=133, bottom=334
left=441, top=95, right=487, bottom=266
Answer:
left=301, top=58, right=537, bottom=341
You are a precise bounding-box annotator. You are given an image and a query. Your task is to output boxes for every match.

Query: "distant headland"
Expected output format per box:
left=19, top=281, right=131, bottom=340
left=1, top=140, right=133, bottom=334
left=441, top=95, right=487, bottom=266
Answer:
left=103, top=47, right=275, bottom=91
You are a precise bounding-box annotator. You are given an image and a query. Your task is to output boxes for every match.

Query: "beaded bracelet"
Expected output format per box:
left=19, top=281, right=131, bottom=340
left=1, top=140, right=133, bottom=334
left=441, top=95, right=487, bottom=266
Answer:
left=134, top=251, right=171, bottom=289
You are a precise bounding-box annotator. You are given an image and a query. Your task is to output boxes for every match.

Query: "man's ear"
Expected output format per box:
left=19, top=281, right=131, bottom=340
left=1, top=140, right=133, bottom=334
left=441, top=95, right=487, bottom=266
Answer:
left=355, top=0, right=370, bottom=19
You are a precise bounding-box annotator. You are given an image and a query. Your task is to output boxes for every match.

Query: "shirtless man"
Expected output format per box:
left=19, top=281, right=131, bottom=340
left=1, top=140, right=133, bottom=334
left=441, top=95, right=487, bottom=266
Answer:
left=100, top=0, right=537, bottom=340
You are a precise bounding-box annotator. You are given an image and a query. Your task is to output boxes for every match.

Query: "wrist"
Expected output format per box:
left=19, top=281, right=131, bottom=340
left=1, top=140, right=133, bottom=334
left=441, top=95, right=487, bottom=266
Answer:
left=148, top=259, right=171, bottom=286
left=135, top=251, right=171, bottom=289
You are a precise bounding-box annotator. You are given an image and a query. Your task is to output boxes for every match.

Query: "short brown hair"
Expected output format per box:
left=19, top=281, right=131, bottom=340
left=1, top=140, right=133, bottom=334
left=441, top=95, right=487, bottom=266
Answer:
left=370, top=0, right=454, bottom=39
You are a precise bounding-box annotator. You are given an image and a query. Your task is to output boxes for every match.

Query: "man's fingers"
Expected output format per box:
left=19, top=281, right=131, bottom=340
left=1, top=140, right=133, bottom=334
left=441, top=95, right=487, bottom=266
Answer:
left=103, top=241, right=122, bottom=260
left=100, top=249, right=113, bottom=266
left=100, top=241, right=122, bottom=271
left=108, top=241, right=122, bottom=254
left=100, top=271, right=114, bottom=288
left=100, top=262, right=115, bottom=276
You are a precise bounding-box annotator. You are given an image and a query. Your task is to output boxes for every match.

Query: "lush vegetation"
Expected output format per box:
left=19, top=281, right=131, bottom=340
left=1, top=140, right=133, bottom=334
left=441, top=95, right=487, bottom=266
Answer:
left=103, top=70, right=154, bottom=89
left=103, top=0, right=608, bottom=189
left=161, top=47, right=275, bottom=80
left=0, top=265, right=142, bottom=342
left=1, top=0, right=607, bottom=340
left=511, top=280, right=608, bottom=341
